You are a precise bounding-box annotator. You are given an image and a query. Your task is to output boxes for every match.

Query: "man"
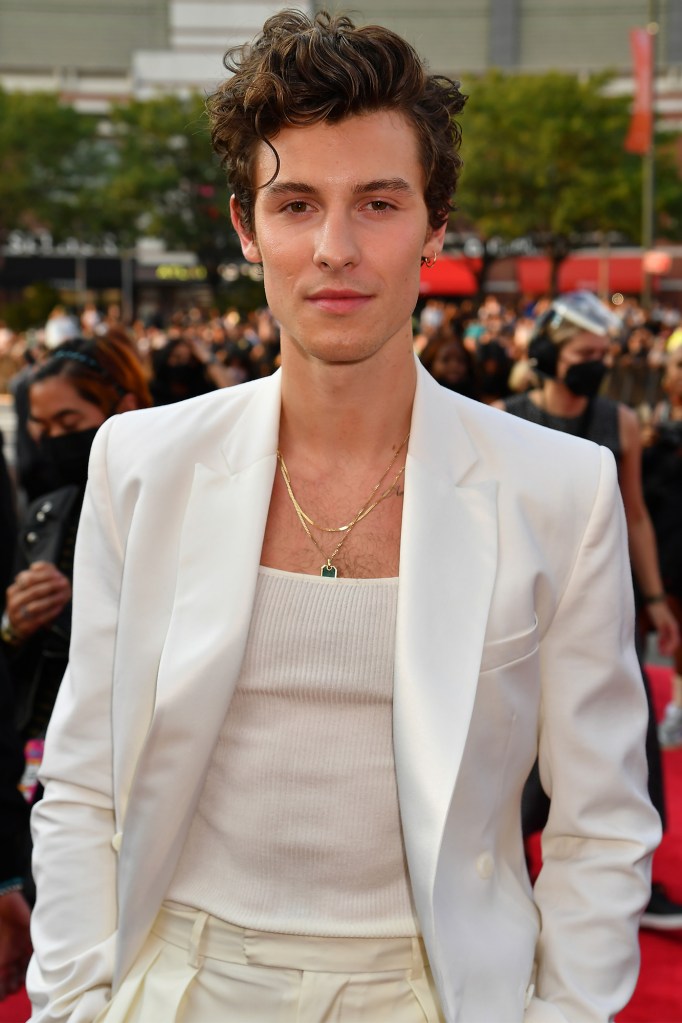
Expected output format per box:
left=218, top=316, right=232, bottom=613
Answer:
left=28, top=11, right=659, bottom=1023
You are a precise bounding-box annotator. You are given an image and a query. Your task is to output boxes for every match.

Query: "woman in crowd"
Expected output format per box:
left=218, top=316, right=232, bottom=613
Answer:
left=642, top=346, right=682, bottom=748
left=1, top=335, right=151, bottom=759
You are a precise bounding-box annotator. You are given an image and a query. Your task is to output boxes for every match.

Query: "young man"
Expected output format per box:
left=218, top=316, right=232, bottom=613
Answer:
left=28, top=11, right=659, bottom=1023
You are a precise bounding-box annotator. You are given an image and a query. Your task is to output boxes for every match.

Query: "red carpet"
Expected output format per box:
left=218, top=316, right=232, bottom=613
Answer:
left=2, top=665, right=681, bottom=1022
left=618, top=664, right=682, bottom=1023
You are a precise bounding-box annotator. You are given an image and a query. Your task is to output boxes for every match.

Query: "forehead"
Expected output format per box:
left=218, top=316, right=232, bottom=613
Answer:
left=252, top=109, right=424, bottom=193
left=30, top=375, right=88, bottom=410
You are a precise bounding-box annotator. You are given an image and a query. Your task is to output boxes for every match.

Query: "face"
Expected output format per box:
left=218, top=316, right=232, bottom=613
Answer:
left=29, top=376, right=107, bottom=439
left=432, top=340, right=469, bottom=387
left=556, top=330, right=610, bottom=380
left=167, top=341, right=194, bottom=367
left=663, top=349, right=682, bottom=398
left=230, top=110, right=445, bottom=369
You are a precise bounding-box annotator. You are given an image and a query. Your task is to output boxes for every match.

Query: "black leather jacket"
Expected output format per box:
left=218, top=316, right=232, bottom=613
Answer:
left=4, top=484, right=84, bottom=737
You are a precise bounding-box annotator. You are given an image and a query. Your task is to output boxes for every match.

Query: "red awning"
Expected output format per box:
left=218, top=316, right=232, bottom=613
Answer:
left=517, top=254, right=653, bottom=296
left=419, top=255, right=478, bottom=296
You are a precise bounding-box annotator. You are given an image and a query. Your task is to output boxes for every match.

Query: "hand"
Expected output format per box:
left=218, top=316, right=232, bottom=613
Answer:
left=647, top=599, right=680, bottom=658
left=0, top=891, right=31, bottom=1001
left=185, top=336, right=213, bottom=366
left=6, top=561, right=72, bottom=642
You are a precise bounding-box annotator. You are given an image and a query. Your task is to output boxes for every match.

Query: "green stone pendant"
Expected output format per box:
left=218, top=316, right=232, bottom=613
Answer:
left=321, top=561, right=338, bottom=579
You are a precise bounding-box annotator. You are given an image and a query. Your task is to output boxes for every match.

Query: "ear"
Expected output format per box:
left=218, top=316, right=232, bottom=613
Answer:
left=421, top=221, right=447, bottom=263
left=230, top=195, right=262, bottom=264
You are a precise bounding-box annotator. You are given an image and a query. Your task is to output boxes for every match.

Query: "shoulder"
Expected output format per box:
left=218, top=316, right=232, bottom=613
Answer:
left=447, top=388, right=609, bottom=509
left=107, top=376, right=268, bottom=445
left=502, top=390, right=535, bottom=412
left=85, top=375, right=279, bottom=525
left=95, top=375, right=274, bottom=474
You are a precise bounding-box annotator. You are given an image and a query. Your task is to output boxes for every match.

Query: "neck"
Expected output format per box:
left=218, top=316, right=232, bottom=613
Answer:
left=540, top=378, right=588, bottom=417
left=279, top=341, right=416, bottom=467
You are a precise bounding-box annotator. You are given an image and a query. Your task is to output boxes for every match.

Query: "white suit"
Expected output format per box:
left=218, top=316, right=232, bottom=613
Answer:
left=28, top=363, right=660, bottom=1023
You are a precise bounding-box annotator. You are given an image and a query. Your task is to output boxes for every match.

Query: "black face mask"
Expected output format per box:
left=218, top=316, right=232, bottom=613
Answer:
left=563, top=359, right=608, bottom=399
left=41, top=427, right=99, bottom=488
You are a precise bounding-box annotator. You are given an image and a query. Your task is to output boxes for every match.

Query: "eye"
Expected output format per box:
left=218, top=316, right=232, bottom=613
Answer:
left=364, top=200, right=394, bottom=213
left=283, top=200, right=313, bottom=214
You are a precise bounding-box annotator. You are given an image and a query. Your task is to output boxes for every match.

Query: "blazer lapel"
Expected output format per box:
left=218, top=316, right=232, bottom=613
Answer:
left=394, top=365, right=499, bottom=947
left=115, top=373, right=281, bottom=983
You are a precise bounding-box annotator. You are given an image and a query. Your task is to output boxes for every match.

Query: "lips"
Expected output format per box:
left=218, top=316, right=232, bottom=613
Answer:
left=307, top=289, right=373, bottom=314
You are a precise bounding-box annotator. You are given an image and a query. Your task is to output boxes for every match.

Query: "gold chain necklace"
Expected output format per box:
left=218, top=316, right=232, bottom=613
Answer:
left=276, top=432, right=409, bottom=578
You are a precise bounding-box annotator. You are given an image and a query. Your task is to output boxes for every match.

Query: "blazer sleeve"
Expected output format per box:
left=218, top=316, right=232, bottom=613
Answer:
left=533, top=445, right=662, bottom=1021
left=27, top=417, right=124, bottom=1023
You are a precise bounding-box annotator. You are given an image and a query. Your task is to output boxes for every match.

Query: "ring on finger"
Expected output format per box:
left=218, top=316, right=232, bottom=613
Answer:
left=20, top=605, right=33, bottom=620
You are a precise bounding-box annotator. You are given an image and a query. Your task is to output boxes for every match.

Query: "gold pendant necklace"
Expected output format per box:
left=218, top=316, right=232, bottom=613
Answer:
left=277, top=431, right=409, bottom=578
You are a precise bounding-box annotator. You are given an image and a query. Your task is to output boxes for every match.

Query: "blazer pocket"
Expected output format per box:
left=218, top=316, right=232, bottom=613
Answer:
left=479, top=616, right=539, bottom=674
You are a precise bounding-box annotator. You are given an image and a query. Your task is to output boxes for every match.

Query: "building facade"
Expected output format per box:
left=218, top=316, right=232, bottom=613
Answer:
left=0, top=1, right=680, bottom=113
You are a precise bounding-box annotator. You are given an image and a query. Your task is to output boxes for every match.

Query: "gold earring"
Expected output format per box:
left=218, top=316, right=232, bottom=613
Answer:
left=421, top=252, right=438, bottom=269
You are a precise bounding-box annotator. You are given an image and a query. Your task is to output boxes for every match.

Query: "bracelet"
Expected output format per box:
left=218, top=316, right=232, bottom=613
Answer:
left=0, top=877, right=23, bottom=897
left=0, top=610, right=21, bottom=646
left=643, top=593, right=666, bottom=605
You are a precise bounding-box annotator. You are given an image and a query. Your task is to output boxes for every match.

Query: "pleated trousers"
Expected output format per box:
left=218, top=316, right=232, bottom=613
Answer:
left=95, top=902, right=445, bottom=1023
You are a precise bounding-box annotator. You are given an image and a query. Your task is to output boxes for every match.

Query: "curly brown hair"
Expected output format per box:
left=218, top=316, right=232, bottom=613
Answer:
left=208, top=9, right=466, bottom=234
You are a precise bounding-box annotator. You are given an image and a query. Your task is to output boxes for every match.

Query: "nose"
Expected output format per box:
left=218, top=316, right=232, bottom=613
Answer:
left=313, top=210, right=360, bottom=271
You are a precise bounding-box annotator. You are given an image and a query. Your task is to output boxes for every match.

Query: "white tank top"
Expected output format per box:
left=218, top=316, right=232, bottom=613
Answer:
left=167, top=566, right=418, bottom=937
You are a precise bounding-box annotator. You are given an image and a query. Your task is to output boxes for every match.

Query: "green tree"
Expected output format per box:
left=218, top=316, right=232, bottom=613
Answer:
left=456, top=70, right=682, bottom=294
left=97, top=94, right=239, bottom=284
left=0, top=88, right=99, bottom=243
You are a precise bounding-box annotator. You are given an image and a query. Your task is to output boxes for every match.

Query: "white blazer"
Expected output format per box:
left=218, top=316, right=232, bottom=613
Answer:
left=28, top=363, right=660, bottom=1023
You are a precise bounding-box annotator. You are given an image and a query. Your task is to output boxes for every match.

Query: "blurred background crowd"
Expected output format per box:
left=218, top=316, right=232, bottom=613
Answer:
left=2, top=290, right=680, bottom=429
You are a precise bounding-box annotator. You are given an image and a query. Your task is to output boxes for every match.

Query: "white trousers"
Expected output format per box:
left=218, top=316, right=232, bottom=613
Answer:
left=95, top=902, right=445, bottom=1023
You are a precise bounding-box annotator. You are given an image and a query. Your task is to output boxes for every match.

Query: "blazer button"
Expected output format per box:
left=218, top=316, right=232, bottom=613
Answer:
left=111, top=831, right=123, bottom=853
left=476, top=852, right=494, bottom=879
left=26, top=531, right=38, bottom=544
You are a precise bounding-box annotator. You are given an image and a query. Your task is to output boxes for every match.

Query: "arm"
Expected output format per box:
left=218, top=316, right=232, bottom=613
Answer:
left=533, top=446, right=661, bottom=1022
left=27, top=419, right=124, bottom=1023
left=618, top=404, right=679, bottom=657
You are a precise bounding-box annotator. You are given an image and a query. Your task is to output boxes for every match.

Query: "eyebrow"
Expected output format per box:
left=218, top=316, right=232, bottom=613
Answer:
left=263, top=177, right=417, bottom=199
left=28, top=409, right=81, bottom=425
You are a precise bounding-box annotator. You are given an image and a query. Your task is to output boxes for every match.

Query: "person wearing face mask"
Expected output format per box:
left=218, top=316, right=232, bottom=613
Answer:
left=1, top=336, right=151, bottom=769
left=496, top=289, right=681, bottom=930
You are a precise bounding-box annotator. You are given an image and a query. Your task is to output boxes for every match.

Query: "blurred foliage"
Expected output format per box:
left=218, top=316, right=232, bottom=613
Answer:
left=456, top=69, right=682, bottom=289
left=96, top=94, right=241, bottom=278
left=0, top=89, right=99, bottom=241
left=0, top=79, right=680, bottom=302
left=2, top=282, right=61, bottom=331
left=0, top=88, right=241, bottom=284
